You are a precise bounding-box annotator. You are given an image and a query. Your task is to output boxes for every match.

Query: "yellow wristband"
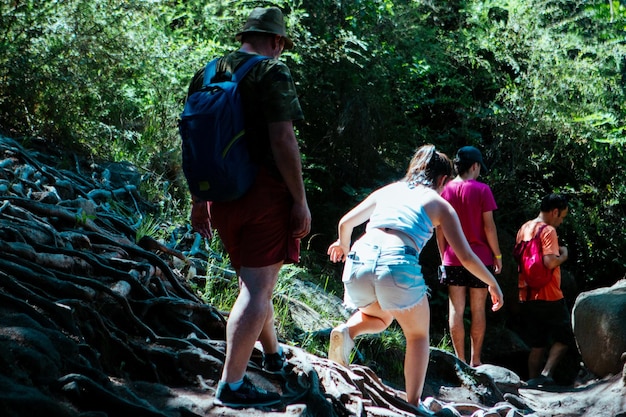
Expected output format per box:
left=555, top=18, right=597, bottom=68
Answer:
left=494, top=254, right=502, bottom=259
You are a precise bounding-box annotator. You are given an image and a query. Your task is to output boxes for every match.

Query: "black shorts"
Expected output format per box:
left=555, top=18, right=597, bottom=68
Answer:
left=441, top=265, right=492, bottom=289
left=521, top=299, right=576, bottom=349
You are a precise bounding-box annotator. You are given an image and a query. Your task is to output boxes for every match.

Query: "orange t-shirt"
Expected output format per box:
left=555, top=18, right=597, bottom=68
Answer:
left=515, top=220, right=563, bottom=302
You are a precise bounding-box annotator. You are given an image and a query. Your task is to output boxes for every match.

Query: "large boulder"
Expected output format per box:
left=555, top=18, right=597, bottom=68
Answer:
left=572, top=279, right=626, bottom=377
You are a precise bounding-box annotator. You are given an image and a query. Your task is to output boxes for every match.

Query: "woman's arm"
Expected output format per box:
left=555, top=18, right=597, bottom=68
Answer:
left=483, top=210, right=502, bottom=274
left=327, top=193, right=377, bottom=263
left=435, top=226, right=447, bottom=262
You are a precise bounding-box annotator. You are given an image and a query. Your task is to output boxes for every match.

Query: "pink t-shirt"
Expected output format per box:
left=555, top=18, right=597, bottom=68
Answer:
left=441, top=179, right=497, bottom=266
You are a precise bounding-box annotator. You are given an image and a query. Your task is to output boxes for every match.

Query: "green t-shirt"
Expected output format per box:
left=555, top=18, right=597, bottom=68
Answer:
left=186, top=51, right=304, bottom=169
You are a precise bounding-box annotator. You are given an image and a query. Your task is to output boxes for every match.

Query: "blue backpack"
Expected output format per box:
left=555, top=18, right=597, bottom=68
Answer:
left=179, top=55, right=268, bottom=202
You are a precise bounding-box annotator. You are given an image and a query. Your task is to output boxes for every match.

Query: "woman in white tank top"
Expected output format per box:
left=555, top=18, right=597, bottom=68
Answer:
left=327, top=144, right=504, bottom=413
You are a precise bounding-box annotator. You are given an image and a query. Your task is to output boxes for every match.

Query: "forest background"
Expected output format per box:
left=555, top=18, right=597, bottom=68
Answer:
left=1, top=0, right=626, bottom=362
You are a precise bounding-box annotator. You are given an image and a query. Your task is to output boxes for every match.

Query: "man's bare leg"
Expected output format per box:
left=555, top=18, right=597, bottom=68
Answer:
left=528, top=347, right=547, bottom=379
left=541, top=342, right=568, bottom=378
left=221, top=262, right=282, bottom=383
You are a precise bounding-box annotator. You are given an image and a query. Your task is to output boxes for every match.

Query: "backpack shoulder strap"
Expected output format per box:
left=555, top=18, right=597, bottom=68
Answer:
left=533, top=223, right=550, bottom=256
left=231, top=54, right=270, bottom=83
left=202, top=55, right=269, bottom=87
left=534, top=223, right=549, bottom=239
left=202, top=58, right=220, bottom=87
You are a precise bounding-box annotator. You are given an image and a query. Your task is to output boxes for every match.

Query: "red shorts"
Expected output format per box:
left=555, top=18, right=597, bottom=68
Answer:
left=211, top=167, right=299, bottom=270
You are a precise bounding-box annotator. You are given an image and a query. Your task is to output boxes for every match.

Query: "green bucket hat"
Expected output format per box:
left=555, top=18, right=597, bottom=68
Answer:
left=235, top=7, right=294, bottom=50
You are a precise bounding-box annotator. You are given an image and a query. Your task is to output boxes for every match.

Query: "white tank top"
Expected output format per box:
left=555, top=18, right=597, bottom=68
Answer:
left=365, top=181, right=434, bottom=251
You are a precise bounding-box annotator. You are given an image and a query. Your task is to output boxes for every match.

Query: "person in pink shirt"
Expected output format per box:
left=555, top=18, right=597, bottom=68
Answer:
left=436, top=146, right=502, bottom=367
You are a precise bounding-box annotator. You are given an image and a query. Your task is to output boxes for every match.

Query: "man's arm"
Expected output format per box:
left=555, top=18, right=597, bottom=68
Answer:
left=190, top=197, right=213, bottom=239
left=268, top=120, right=311, bottom=239
left=543, top=247, right=568, bottom=269
left=542, top=227, right=567, bottom=269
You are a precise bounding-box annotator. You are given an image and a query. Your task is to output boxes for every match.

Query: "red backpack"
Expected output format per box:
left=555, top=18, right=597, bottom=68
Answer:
left=512, top=224, right=553, bottom=289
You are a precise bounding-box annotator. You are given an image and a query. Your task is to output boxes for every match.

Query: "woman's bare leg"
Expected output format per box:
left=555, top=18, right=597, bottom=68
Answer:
left=392, top=297, right=430, bottom=406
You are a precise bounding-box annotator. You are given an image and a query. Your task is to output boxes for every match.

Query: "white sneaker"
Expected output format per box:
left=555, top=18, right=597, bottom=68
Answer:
left=416, top=400, right=434, bottom=416
left=328, top=324, right=354, bottom=367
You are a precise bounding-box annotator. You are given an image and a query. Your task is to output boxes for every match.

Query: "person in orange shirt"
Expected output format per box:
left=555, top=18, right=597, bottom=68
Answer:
left=515, top=193, right=574, bottom=387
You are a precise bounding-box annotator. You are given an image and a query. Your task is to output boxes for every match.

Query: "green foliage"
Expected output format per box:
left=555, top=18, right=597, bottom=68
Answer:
left=2, top=1, right=146, bottom=146
left=457, top=0, right=626, bottom=287
left=74, top=208, right=96, bottom=226
left=435, top=332, right=454, bottom=353
left=135, top=214, right=170, bottom=243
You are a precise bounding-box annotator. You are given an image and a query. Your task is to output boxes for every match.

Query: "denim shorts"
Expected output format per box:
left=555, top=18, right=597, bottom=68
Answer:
left=341, top=241, right=428, bottom=311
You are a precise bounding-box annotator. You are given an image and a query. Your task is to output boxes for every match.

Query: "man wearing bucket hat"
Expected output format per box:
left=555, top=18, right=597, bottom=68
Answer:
left=186, top=7, right=310, bottom=408
left=436, top=145, right=502, bottom=367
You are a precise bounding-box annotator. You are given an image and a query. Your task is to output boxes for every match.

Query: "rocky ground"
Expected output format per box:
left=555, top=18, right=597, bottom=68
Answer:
left=0, top=135, right=624, bottom=417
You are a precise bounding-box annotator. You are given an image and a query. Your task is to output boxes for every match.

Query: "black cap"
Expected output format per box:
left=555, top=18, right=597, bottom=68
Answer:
left=457, top=146, right=489, bottom=174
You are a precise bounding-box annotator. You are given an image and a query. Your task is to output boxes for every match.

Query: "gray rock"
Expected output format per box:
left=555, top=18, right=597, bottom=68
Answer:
left=572, top=279, right=626, bottom=377
left=474, top=364, right=523, bottom=394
